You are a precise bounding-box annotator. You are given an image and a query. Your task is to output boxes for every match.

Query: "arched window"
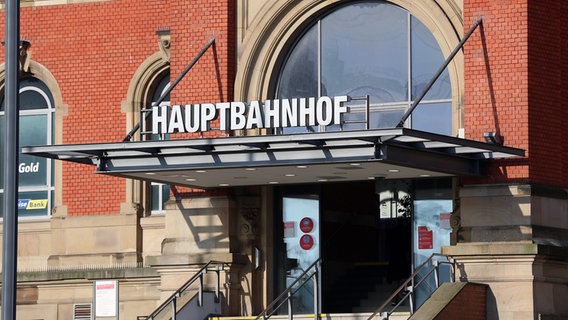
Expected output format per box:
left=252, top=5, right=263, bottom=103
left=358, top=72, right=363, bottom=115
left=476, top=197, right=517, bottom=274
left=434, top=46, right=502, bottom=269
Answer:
left=276, top=1, right=452, bottom=135
left=0, top=77, right=55, bottom=217
left=148, top=71, right=170, bottom=213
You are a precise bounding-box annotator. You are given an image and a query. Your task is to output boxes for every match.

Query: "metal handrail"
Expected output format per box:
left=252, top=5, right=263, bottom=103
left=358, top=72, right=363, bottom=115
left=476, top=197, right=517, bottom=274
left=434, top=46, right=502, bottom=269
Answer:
left=256, top=258, right=322, bottom=320
left=367, top=253, right=455, bottom=320
left=145, top=260, right=226, bottom=320
left=342, top=95, right=370, bottom=131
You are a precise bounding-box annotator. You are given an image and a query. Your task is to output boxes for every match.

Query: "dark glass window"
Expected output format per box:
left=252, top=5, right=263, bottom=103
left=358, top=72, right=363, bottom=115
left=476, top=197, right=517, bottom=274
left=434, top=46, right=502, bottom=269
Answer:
left=276, top=1, right=452, bottom=135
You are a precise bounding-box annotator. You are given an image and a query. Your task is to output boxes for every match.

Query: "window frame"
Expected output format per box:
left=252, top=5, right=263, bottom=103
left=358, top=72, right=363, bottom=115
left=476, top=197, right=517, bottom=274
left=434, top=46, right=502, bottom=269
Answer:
left=274, top=2, right=453, bottom=135
left=0, top=76, right=56, bottom=219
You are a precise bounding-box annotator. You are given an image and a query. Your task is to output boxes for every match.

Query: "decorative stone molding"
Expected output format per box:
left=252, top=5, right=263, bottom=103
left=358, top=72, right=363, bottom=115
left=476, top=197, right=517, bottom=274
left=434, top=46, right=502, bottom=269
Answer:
left=123, top=29, right=171, bottom=214
left=157, top=29, right=171, bottom=63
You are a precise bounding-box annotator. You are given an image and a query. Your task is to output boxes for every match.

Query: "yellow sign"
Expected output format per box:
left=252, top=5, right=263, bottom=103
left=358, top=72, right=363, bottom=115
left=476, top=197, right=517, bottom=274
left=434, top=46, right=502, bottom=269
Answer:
left=26, top=200, right=48, bottom=210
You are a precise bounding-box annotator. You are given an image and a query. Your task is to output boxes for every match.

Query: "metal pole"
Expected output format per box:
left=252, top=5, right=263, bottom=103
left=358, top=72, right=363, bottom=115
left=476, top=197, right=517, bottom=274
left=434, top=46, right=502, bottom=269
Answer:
left=365, top=95, right=370, bottom=130
left=198, top=272, right=204, bottom=307
left=434, top=261, right=440, bottom=288
left=2, top=0, right=20, bottom=319
left=287, top=291, right=293, bottom=320
left=396, top=17, right=482, bottom=128
left=313, top=263, right=319, bottom=320
left=171, top=296, right=177, bottom=320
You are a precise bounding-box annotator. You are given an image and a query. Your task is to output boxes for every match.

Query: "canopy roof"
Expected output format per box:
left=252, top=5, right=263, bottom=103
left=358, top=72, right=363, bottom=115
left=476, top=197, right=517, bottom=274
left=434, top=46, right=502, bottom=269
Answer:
left=22, top=128, right=524, bottom=189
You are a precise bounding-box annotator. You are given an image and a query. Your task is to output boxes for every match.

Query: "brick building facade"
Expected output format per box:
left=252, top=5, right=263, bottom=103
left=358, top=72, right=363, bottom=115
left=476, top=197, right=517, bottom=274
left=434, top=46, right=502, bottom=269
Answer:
left=0, top=0, right=567, bottom=319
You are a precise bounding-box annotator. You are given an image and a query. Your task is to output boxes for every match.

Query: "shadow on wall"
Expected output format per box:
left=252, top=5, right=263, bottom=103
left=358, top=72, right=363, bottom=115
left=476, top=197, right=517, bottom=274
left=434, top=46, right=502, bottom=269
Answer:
left=486, top=286, right=499, bottom=320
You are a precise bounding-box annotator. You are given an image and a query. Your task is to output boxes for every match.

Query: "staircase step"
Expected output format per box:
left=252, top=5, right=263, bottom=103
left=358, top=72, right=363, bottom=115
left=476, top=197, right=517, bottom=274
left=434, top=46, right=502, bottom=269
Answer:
left=209, top=312, right=410, bottom=320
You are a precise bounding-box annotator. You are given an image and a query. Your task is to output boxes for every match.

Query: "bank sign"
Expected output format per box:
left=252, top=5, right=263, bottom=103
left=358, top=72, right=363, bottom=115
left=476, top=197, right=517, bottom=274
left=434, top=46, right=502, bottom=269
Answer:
left=17, top=160, right=49, bottom=212
left=152, top=95, right=349, bottom=134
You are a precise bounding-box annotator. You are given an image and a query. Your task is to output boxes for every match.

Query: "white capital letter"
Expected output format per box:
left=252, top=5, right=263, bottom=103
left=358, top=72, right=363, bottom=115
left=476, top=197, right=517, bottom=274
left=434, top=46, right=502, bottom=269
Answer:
left=201, top=103, right=216, bottom=131
left=184, top=104, right=200, bottom=132
left=231, top=102, right=247, bottom=130
left=216, top=102, right=231, bottom=130
left=152, top=105, right=169, bottom=134
left=333, top=95, right=349, bottom=125
left=246, top=100, right=264, bottom=129
left=264, top=99, right=280, bottom=128
left=316, top=96, right=333, bottom=126
left=168, top=105, right=186, bottom=133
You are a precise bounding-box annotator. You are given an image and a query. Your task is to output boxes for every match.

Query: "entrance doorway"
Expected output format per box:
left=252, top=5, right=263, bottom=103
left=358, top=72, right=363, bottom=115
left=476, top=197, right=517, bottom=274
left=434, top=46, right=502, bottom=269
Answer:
left=275, top=179, right=452, bottom=314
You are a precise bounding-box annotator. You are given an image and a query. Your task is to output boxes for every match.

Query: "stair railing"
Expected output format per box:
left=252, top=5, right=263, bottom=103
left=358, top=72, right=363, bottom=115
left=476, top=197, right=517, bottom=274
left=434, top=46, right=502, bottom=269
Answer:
left=256, top=258, right=322, bottom=320
left=367, top=253, right=455, bottom=320
left=144, top=260, right=227, bottom=320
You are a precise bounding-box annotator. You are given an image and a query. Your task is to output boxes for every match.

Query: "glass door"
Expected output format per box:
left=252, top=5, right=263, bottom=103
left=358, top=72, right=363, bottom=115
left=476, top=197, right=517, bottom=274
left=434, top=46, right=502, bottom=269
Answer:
left=281, top=195, right=320, bottom=314
left=412, top=180, right=453, bottom=307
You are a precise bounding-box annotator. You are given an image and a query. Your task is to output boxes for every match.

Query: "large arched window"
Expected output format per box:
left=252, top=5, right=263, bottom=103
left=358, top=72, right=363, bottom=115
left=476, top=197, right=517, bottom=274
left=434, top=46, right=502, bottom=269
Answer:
left=276, top=1, right=452, bottom=135
left=0, top=77, right=55, bottom=217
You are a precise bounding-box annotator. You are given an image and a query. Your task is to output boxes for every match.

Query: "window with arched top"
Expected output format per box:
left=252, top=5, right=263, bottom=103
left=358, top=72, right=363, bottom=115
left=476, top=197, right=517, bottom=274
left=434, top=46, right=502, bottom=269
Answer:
left=148, top=71, right=171, bottom=213
left=123, top=31, right=171, bottom=215
left=275, top=1, right=452, bottom=135
left=0, top=77, right=55, bottom=217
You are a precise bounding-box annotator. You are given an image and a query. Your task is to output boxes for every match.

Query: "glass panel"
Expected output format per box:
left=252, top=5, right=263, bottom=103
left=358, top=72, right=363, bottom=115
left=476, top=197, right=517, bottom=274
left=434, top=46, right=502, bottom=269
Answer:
left=411, top=17, right=451, bottom=101
left=20, top=89, right=49, bottom=110
left=150, top=183, right=170, bottom=212
left=370, top=109, right=405, bottom=129
left=1, top=78, right=54, bottom=111
left=162, top=184, right=170, bottom=208
left=19, top=115, right=48, bottom=186
left=18, top=190, right=49, bottom=217
left=152, top=71, right=171, bottom=102
left=282, top=196, right=320, bottom=314
left=150, top=184, right=161, bottom=211
left=277, top=26, right=318, bottom=99
left=412, top=102, right=452, bottom=135
left=413, top=199, right=452, bottom=307
left=321, top=3, right=408, bottom=102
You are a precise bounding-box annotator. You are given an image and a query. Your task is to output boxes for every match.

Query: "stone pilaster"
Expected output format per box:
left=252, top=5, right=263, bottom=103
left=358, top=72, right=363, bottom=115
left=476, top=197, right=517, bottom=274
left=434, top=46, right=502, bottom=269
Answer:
left=443, top=184, right=568, bottom=319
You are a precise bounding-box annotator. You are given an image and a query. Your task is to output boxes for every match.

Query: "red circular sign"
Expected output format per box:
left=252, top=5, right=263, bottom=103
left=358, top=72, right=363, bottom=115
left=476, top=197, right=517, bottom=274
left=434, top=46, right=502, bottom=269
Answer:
left=300, top=234, right=314, bottom=250
left=299, top=217, right=314, bottom=233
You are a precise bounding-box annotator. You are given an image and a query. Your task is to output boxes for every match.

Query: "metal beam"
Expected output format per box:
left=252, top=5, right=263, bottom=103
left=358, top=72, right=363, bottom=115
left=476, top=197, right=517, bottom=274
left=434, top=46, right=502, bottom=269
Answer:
left=397, top=17, right=483, bottom=128
left=376, top=144, right=480, bottom=176
left=123, top=37, right=215, bottom=142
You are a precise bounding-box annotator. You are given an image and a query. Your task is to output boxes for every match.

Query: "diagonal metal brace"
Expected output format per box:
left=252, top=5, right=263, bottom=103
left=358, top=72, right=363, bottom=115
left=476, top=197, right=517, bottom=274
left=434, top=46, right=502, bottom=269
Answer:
left=396, top=17, right=483, bottom=128
left=123, top=37, right=216, bottom=142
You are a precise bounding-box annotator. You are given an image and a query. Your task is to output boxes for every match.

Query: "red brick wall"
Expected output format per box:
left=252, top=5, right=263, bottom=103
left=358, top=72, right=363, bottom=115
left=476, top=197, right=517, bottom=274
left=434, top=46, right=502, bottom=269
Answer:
left=526, top=0, right=568, bottom=186
left=464, top=0, right=568, bottom=187
left=169, top=0, right=234, bottom=134
left=437, top=283, right=487, bottom=320
left=16, top=1, right=171, bottom=215
left=168, top=0, right=235, bottom=196
left=0, top=0, right=234, bottom=215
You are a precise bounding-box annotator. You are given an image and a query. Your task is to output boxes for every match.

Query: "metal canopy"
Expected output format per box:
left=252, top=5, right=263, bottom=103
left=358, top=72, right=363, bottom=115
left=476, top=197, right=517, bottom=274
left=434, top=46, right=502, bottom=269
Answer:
left=22, top=128, right=524, bottom=189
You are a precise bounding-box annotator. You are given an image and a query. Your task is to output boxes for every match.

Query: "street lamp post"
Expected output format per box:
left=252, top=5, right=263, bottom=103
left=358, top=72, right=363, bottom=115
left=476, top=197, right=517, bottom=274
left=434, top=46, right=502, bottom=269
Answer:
left=2, top=0, right=20, bottom=319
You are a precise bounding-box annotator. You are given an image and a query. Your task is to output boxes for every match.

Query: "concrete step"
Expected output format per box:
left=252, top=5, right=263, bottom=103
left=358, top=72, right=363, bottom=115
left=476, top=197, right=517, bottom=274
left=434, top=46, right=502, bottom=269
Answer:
left=209, top=312, right=410, bottom=320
